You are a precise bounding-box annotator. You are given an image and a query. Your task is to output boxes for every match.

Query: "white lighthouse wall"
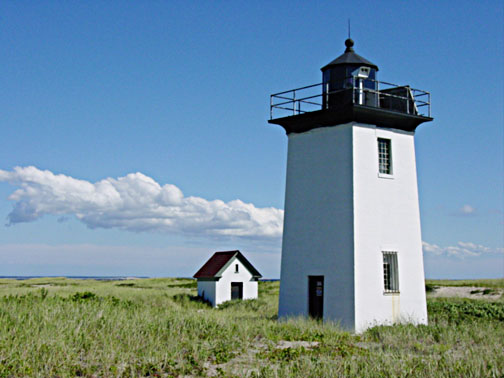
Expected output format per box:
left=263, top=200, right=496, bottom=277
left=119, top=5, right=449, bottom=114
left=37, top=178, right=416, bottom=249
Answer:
left=352, top=124, right=428, bottom=333
left=214, top=258, right=258, bottom=306
left=278, top=124, right=355, bottom=329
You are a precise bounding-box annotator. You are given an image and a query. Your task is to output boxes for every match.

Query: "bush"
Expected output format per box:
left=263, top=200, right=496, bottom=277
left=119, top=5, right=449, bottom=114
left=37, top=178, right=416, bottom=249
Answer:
left=70, top=291, right=97, bottom=302
left=218, top=298, right=264, bottom=311
left=168, top=280, right=197, bottom=289
left=115, top=282, right=135, bottom=287
left=428, top=298, right=504, bottom=323
left=425, top=284, right=438, bottom=293
left=172, top=293, right=211, bottom=308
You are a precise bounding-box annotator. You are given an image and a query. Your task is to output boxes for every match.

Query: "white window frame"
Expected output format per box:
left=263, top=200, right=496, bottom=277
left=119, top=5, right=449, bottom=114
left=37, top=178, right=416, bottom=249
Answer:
left=377, top=138, right=393, bottom=178
left=383, top=251, right=399, bottom=294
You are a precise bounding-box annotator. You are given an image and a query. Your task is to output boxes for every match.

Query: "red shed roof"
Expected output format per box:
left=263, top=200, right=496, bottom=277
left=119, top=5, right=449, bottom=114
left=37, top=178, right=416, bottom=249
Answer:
left=193, top=250, right=262, bottom=279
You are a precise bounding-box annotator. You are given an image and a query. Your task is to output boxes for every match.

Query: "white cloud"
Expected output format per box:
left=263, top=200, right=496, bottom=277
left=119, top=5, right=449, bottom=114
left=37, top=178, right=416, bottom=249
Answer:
left=423, top=241, right=504, bottom=258
left=460, top=204, right=475, bottom=214
left=2, top=166, right=500, bottom=263
left=450, top=204, right=477, bottom=217
left=0, top=166, right=283, bottom=240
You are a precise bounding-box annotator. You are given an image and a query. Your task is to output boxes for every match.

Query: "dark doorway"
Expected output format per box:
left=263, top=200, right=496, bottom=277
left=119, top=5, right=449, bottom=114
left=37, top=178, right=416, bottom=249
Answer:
left=308, top=276, right=324, bottom=319
left=231, top=282, right=243, bottom=300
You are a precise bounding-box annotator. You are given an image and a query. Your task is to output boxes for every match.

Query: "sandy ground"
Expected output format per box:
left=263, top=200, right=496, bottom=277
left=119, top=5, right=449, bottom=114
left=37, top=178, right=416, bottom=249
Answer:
left=428, top=286, right=502, bottom=300
left=202, top=338, right=320, bottom=377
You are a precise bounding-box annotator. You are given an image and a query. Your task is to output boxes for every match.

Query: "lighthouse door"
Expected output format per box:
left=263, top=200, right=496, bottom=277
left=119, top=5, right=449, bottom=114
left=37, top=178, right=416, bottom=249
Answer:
left=308, top=276, right=324, bottom=319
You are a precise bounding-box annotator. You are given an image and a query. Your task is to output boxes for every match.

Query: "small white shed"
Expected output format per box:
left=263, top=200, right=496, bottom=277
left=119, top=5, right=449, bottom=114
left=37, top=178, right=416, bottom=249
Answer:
left=193, top=250, right=262, bottom=307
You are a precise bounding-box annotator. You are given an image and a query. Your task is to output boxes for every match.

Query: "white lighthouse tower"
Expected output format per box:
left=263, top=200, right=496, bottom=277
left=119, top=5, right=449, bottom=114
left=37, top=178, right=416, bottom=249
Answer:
left=269, top=39, right=433, bottom=333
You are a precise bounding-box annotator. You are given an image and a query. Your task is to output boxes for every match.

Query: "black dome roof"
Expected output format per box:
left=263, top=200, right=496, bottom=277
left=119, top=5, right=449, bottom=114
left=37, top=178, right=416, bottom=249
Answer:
left=321, top=39, right=378, bottom=71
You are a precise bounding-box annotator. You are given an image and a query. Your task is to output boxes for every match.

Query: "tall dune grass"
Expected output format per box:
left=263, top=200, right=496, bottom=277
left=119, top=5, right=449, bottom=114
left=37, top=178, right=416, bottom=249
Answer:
left=0, top=278, right=502, bottom=377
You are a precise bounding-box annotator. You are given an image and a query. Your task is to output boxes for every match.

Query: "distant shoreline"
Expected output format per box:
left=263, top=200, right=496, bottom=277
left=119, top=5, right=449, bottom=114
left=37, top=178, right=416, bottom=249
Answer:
left=0, top=276, right=281, bottom=281
left=0, top=276, right=149, bottom=281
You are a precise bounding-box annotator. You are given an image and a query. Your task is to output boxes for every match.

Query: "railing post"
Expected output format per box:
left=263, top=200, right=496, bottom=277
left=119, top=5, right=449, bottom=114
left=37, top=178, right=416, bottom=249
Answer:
left=376, top=80, right=380, bottom=108
left=293, top=90, right=296, bottom=115
left=352, top=77, right=355, bottom=104
left=270, top=95, right=273, bottom=119
left=429, top=93, right=431, bottom=117
left=325, top=83, right=329, bottom=109
left=359, top=79, right=364, bottom=105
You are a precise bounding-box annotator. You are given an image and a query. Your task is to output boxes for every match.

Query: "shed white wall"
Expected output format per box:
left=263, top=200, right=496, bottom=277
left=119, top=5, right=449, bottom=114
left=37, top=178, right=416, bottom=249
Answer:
left=278, top=124, right=355, bottom=329
left=196, top=258, right=257, bottom=307
left=215, top=258, right=258, bottom=306
left=352, top=124, right=428, bottom=332
left=197, top=280, right=217, bottom=306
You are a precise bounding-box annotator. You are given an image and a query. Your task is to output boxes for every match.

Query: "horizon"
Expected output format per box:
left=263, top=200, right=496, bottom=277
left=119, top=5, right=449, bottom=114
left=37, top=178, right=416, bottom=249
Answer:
left=3, top=276, right=502, bottom=282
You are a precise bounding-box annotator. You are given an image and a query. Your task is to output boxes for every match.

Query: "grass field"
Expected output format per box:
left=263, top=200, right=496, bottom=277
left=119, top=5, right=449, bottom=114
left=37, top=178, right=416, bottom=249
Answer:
left=0, top=277, right=503, bottom=377
left=425, top=278, right=504, bottom=289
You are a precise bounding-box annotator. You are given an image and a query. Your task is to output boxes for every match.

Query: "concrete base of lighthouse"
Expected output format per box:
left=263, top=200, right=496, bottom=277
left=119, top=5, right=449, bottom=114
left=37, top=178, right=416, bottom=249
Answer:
left=278, top=122, right=428, bottom=333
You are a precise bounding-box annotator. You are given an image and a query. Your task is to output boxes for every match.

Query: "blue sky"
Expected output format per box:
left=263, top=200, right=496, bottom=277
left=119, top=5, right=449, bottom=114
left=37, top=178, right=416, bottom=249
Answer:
left=0, top=1, right=502, bottom=279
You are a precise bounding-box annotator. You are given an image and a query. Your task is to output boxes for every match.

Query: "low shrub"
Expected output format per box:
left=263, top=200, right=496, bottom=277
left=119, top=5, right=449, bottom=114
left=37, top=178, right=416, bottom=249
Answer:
left=168, top=280, right=197, bottom=289
left=70, top=291, right=97, bottom=302
left=482, top=288, right=497, bottom=295
left=258, top=346, right=305, bottom=363
left=428, top=298, right=504, bottom=323
left=115, top=282, right=135, bottom=287
left=172, top=293, right=211, bottom=308
left=218, top=298, right=264, bottom=311
left=425, top=283, right=438, bottom=292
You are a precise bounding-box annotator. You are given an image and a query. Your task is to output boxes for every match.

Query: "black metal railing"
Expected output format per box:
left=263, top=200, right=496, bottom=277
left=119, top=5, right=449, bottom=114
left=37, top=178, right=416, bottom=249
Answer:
left=270, top=78, right=431, bottom=120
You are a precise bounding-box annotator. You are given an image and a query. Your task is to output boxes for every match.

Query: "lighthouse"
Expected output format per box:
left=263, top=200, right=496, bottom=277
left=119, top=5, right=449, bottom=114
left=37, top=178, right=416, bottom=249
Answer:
left=269, top=39, right=432, bottom=332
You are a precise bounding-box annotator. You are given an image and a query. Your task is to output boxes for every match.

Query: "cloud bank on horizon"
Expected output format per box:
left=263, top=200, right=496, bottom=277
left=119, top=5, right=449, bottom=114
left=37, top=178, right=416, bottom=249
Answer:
left=0, top=166, right=501, bottom=258
left=0, top=166, right=283, bottom=240
left=422, top=241, right=503, bottom=258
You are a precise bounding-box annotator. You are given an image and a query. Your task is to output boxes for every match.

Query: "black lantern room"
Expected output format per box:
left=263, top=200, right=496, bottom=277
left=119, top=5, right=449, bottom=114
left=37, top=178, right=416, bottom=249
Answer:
left=269, top=39, right=433, bottom=134
left=321, top=38, right=379, bottom=109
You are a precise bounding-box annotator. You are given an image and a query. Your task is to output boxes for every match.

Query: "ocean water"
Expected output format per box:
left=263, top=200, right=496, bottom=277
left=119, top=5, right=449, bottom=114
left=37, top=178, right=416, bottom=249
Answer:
left=0, top=276, right=278, bottom=281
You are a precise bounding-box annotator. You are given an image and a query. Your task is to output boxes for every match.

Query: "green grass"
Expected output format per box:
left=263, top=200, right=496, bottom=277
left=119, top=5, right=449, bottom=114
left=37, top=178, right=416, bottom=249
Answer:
left=0, top=278, right=502, bottom=377
left=426, top=278, right=504, bottom=289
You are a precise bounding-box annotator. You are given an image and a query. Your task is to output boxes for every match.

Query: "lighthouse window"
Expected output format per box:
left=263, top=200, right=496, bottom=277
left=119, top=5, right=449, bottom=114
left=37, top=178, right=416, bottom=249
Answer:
left=383, top=252, right=399, bottom=293
left=378, top=138, right=392, bottom=175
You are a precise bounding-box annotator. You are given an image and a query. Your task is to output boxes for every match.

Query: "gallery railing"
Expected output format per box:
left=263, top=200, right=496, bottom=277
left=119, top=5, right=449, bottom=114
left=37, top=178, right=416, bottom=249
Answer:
left=270, top=78, right=431, bottom=120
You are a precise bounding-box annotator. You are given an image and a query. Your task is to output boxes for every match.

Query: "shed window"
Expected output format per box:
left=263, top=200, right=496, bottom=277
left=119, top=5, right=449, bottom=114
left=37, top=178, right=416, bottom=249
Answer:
left=383, top=252, right=399, bottom=293
left=235, top=264, right=239, bottom=273
left=378, top=138, right=392, bottom=175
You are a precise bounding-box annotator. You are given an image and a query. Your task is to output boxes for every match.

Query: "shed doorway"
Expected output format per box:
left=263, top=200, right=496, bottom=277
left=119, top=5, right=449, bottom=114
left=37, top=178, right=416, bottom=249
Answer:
left=231, top=282, right=243, bottom=300
left=308, top=276, right=324, bottom=319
